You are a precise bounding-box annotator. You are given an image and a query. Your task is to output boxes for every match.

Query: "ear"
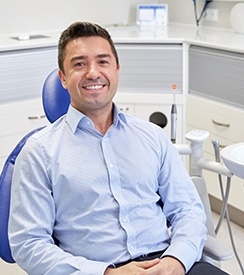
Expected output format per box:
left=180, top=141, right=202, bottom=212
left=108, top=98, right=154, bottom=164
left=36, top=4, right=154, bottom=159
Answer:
left=58, top=69, right=67, bottom=89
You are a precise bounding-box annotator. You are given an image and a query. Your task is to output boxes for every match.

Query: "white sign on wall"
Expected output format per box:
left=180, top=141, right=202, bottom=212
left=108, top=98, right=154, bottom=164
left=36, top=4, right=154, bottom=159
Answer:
left=137, top=4, right=168, bottom=26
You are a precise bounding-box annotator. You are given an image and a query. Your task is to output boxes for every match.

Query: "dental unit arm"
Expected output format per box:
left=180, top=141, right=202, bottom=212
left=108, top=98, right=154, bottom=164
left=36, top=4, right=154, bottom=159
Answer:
left=175, top=129, right=232, bottom=178
left=175, top=129, right=244, bottom=273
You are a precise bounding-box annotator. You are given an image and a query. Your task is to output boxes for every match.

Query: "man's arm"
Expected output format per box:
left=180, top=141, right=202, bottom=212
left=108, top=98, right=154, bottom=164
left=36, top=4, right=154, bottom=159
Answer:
left=156, top=131, right=207, bottom=273
left=8, top=138, right=110, bottom=275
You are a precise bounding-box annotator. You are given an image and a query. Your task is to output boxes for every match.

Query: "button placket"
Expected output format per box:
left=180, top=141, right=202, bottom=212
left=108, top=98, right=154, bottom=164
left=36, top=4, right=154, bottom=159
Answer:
left=101, top=135, right=138, bottom=256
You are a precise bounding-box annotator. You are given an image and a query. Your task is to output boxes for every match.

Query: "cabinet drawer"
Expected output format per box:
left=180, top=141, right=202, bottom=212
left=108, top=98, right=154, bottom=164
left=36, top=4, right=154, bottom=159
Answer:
left=186, top=95, right=244, bottom=143
left=0, top=98, right=49, bottom=171
left=0, top=98, right=48, bottom=135
left=1, top=108, right=47, bottom=136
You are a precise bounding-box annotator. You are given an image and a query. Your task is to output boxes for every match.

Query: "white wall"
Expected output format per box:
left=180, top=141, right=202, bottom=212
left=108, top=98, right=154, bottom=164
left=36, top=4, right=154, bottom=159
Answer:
left=0, top=0, right=158, bottom=35
left=0, top=0, right=238, bottom=35
left=160, top=0, right=237, bottom=29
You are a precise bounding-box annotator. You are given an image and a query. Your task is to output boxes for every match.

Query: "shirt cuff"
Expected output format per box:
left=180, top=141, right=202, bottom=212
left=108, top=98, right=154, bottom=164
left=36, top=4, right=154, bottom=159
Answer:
left=161, top=241, right=200, bottom=273
left=79, top=261, right=113, bottom=275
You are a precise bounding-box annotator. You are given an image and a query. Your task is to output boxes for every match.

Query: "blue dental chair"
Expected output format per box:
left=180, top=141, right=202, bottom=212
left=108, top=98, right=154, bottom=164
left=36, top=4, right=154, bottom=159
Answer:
left=0, top=68, right=70, bottom=263
left=42, top=69, right=70, bottom=123
left=0, top=69, right=233, bottom=265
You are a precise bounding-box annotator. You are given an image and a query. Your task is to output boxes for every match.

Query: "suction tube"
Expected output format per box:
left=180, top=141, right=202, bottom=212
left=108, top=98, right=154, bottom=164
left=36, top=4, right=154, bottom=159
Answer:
left=212, top=140, right=244, bottom=275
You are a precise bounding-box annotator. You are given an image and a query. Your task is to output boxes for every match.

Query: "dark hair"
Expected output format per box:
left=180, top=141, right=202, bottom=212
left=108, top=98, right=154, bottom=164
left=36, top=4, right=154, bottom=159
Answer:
left=58, top=22, right=119, bottom=72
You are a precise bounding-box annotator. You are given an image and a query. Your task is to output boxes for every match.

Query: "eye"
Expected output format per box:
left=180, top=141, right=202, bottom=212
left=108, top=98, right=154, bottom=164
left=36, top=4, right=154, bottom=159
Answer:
left=74, top=62, right=85, bottom=67
left=99, top=59, right=109, bottom=65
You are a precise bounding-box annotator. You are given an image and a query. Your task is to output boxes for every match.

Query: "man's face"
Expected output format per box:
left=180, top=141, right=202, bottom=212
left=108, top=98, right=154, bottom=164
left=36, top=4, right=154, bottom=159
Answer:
left=59, top=36, right=120, bottom=115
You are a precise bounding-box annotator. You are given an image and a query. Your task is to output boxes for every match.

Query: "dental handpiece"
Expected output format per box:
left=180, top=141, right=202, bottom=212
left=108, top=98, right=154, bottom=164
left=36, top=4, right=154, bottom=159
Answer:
left=170, top=103, right=177, bottom=144
left=170, top=84, right=177, bottom=144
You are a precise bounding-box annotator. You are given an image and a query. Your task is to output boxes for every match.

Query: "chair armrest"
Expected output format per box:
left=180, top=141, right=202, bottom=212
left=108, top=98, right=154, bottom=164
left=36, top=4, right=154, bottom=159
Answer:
left=203, top=234, right=233, bottom=261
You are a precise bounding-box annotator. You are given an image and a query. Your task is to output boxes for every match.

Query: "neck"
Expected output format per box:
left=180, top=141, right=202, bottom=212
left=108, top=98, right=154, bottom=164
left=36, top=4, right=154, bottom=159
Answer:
left=86, top=105, right=114, bottom=135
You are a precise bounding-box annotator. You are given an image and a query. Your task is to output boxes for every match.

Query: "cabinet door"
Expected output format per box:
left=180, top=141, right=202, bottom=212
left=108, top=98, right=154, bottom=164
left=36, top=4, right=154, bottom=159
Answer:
left=0, top=46, right=57, bottom=104
left=189, top=45, right=244, bottom=109
left=116, top=43, right=183, bottom=94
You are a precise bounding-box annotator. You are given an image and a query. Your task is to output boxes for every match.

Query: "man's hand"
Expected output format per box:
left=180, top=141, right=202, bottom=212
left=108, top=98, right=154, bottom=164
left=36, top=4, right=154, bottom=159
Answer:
left=104, top=256, right=185, bottom=275
left=104, top=258, right=160, bottom=274
left=146, top=256, right=185, bottom=275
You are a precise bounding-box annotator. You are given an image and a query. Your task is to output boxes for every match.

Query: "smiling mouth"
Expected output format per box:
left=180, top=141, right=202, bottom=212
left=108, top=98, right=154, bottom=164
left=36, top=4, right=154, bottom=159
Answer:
left=84, top=85, right=105, bottom=90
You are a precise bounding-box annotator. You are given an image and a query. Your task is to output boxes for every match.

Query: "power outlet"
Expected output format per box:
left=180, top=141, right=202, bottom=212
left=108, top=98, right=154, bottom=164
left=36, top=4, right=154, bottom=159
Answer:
left=203, top=8, right=218, bottom=22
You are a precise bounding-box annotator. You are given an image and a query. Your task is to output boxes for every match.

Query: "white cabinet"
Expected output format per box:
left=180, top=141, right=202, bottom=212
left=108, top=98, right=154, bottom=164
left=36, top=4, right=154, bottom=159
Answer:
left=114, top=93, right=184, bottom=142
left=0, top=46, right=57, bottom=172
left=189, top=45, right=244, bottom=110
left=0, top=46, right=58, bottom=104
left=114, top=43, right=185, bottom=143
left=186, top=95, right=244, bottom=212
left=188, top=45, right=244, bottom=213
left=0, top=98, right=48, bottom=171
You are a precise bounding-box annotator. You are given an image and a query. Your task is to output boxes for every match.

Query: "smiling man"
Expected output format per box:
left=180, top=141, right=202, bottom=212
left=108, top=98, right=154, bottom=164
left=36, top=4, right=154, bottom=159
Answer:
left=9, top=22, right=229, bottom=275
left=58, top=34, right=119, bottom=135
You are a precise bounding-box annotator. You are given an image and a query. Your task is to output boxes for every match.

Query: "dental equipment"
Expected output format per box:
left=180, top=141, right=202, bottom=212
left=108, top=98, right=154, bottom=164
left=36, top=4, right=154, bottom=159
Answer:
left=212, top=140, right=244, bottom=274
left=175, top=130, right=243, bottom=274
left=170, top=84, right=177, bottom=144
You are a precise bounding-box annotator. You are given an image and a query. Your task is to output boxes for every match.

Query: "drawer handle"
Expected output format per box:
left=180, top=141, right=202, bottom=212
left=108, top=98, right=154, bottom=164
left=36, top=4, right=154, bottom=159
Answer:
left=120, top=107, right=130, bottom=112
left=219, top=144, right=227, bottom=149
left=212, top=119, right=230, bottom=128
left=28, top=115, right=46, bottom=120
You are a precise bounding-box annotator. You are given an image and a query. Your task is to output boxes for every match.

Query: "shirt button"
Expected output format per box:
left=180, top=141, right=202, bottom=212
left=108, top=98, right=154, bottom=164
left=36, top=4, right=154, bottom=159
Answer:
left=122, top=218, right=128, bottom=223
left=110, top=163, right=114, bottom=168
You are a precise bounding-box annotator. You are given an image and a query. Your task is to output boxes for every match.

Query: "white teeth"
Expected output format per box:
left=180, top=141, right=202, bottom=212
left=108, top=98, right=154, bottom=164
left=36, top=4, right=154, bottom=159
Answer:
left=86, top=85, right=103, bottom=90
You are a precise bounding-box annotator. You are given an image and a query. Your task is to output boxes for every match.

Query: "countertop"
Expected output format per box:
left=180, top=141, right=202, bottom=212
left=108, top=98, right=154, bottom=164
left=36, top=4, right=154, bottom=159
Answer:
left=1, top=23, right=244, bottom=53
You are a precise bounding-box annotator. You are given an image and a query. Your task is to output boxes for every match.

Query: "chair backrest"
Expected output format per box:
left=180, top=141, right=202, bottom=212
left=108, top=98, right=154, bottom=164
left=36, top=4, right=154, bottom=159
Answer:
left=42, top=68, right=70, bottom=123
left=0, top=68, right=70, bottom=263
left=0, top=127, right=45, bottom=263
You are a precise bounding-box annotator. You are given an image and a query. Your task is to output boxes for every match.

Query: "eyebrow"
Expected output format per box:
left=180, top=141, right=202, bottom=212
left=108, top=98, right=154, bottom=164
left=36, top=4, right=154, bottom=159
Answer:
left=97, top=53, right=112, bottom=59
left=70, top=53, right=112, bottom=64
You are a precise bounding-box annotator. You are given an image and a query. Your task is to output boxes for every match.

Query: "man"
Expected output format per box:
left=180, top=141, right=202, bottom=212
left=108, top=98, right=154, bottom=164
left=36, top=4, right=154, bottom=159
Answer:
left=9, top=22, right=228, bottom=275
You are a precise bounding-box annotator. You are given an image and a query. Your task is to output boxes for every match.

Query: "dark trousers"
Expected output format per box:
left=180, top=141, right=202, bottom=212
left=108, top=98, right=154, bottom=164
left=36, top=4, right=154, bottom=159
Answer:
left=188, top=262, right=229, bottom=275
left=114, top=251, right=229, bottom=274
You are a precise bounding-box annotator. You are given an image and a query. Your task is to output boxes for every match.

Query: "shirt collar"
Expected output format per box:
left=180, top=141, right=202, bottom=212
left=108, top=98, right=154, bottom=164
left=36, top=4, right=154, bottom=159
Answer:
left=66, top=103, right=127, bottom=134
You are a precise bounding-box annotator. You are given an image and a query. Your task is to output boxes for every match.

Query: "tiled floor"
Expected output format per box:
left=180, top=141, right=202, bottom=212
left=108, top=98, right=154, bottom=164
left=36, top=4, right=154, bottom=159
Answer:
left=0, top=212, right=243, bottom=274
left=212, top=212, right=244, bottom=275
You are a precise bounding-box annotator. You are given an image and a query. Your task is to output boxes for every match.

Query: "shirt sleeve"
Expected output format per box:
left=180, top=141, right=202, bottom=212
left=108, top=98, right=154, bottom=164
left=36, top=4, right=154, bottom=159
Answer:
left=156, top=129, right=207, bottom=273
left=8, top=137, right=111, bottom=275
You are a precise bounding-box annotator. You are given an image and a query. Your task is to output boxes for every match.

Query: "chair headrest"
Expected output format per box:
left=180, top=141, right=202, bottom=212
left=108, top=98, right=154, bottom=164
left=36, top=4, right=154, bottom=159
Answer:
left=42, top=69, right=70, bottom=123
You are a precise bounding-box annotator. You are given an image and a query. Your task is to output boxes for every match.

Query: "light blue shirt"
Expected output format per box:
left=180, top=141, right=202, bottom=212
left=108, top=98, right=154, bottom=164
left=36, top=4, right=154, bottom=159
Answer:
left=9, top=104, right=207, bottom=275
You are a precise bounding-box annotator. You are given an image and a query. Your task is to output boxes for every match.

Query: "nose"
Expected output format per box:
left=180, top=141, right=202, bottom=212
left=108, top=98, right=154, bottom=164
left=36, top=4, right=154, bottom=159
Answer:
left=85, top=63, right=100, bottom=80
